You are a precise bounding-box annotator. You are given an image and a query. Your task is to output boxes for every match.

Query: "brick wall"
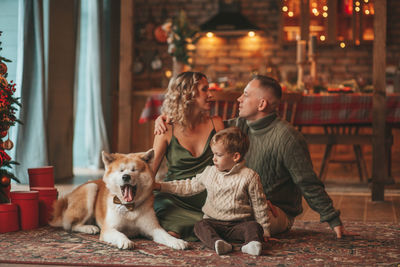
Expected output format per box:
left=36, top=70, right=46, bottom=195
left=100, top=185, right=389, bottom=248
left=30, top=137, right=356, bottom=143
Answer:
left=133, top=0, right=400, bottom=90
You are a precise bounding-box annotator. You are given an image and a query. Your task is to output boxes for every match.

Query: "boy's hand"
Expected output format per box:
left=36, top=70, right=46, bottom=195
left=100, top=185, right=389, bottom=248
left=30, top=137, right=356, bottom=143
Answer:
left=154, top=115, right=169, bottom=135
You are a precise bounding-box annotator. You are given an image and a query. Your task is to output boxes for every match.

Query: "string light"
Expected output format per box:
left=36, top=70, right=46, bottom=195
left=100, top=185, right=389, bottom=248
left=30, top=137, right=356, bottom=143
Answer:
left=282, top=6, right=288, bottom=12
left=320, top=35, right=326, bottom=41
left=340, top=42, right=346, bottom=48
left=206, top=32, right=214, bottom=38
left=248, top=31, right=255, bottom=37
left=288, top=11, right=294, bottom=17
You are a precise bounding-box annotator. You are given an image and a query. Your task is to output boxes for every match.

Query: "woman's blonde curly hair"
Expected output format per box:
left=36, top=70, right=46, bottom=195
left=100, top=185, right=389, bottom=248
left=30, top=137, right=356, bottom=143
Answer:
left=161, top=71, right=207, bottom=128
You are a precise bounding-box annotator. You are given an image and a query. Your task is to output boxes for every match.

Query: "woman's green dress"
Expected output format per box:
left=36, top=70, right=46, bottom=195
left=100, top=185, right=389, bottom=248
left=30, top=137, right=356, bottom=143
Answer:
left=154, top=127, right=215, bottom=241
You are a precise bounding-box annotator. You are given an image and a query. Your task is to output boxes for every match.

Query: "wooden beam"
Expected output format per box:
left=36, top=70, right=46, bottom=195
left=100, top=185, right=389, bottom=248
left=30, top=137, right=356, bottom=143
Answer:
left=117, top=0, right=134, bottom=153
left=371, top=0, right=387, bottom=201
left=300, top=0, right=310, bottom=40
left=47, top=0, right=76, bottom=181
left=327, top=0, right=337, bottom=44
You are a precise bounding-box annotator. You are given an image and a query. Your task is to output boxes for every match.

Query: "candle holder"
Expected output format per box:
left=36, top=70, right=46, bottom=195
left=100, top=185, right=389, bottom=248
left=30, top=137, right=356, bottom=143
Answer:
left=296, top=40, right=307, bottom=90
left=297, top=61, right=306, bottom=90
left=309, top=54, right=317, bottom=82
left=308, top=35, right=318, bottom=84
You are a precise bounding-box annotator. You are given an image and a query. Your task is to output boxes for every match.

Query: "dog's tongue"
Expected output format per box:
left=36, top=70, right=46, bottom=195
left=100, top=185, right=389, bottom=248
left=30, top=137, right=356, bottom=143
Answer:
left=122, top=185, right=133, bottom=202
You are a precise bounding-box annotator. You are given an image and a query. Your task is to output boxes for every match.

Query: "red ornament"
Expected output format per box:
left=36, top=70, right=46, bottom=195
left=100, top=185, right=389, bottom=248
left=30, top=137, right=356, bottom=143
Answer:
left=0, top=130, right=7, bottom=138
left=0, top=62, right=7, bottom=76
left=1, top=176, right=10, bottom=187
left=154, top=25, right=168, bottom=43
left=2, top=139, right=13, bottom=150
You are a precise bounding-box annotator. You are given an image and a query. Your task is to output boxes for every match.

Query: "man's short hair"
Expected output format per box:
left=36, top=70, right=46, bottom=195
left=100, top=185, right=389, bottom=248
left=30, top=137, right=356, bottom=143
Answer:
left=252, top=75, right=282, bottom=100
left=211, top=127, right=249, bottom=161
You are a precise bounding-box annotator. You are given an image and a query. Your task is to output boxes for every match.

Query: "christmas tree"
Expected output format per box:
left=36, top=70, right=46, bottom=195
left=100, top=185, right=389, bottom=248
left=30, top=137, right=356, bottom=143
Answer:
left=0, top=31, right=21, bottom=203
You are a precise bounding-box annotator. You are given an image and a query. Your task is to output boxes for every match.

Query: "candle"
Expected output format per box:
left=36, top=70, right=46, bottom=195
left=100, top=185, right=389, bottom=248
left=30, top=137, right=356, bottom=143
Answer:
left=297, top=40, right=306, bottom=63
left=309, top=35, right=317, bottom=56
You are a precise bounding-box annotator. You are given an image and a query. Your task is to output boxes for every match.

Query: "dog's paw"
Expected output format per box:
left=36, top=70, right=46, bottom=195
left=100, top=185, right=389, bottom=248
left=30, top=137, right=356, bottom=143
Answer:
left=116, top=239, right=134, bottom=250
left=168, top=238, right=189, bottom=250
left=72, top=225, right=100, bottom=234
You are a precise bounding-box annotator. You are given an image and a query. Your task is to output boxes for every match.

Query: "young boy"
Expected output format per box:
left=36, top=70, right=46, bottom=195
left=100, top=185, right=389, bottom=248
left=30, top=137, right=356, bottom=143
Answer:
left=154, top=127, right=270, bottom=256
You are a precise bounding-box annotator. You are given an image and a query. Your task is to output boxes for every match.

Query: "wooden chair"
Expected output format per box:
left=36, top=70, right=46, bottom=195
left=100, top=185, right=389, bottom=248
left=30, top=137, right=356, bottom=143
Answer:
left=279, top=92, right=303, bottom=125
left=210, top=91, right=241, bottom=120
left=318, top=125, right=370, bottom=182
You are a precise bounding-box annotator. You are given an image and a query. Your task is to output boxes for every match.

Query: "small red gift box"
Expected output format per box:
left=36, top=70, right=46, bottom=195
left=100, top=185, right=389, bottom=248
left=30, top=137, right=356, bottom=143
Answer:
left=0, top=203, right=19, bottom=233
left=28, top=166, right=55, bottom=188
left=30, top=187, right=58, bottom=226
left=10, top=191, right=39, bottom=230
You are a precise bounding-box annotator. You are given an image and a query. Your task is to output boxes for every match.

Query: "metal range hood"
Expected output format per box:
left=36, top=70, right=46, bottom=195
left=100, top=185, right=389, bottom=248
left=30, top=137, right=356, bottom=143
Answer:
left=200, top=0, right=260, bottom=35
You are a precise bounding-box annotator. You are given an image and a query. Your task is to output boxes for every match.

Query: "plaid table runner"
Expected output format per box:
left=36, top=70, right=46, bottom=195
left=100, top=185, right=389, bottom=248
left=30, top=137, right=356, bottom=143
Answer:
left=139, top=93, right=400, bottom=125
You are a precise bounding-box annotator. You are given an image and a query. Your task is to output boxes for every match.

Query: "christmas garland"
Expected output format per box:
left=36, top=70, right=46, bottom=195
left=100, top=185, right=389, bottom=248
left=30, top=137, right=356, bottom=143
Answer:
left=162, top=10, right=200, bottom=66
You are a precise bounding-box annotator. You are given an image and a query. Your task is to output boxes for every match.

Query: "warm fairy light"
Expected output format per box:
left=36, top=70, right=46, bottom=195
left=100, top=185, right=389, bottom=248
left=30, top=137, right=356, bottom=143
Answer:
left=282, top=6, right=288, bottom=12
left=312, top=8, right=318, bottom=14
left=365, top=9, right=370, bottom=15
left=288, top=11, right=294, bottom=17
left=323, top=12, right=328, bottom=17
left=206, top=32, right=214, bottom=38
left=165, top=70, right=172, bottom=78
left=323, top=6, right=328, bottom=11
left=320, top=35, right=326, bottom=41
left=340, top=42, right=346, bottom=48
left=364, top=0, right=369, bottom=3
left=355, top=6, right=360, bottom=12
left=355, top=1, right=360, bottom=6
left=248, top=31, right=255, bottom=37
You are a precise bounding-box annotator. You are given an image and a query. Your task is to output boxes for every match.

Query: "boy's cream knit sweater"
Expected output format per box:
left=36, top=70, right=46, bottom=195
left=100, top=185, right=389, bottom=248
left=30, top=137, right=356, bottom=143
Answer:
left=159, top=161, right=271, bottom=237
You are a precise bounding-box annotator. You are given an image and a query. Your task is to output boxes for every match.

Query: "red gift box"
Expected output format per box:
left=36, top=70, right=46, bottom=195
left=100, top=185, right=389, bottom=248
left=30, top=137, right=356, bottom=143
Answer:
left=0, top=203, right=19, bottom=233
left=28, top=166, right=55, bottom=188
left=10, top=191, right=39, bottom=230
left=30, top=187, right=58, bottom=226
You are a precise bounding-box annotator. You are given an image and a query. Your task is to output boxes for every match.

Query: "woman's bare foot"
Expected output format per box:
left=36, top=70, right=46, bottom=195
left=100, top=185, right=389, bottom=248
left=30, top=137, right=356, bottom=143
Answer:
left=168, top=231, right=181, bottom=238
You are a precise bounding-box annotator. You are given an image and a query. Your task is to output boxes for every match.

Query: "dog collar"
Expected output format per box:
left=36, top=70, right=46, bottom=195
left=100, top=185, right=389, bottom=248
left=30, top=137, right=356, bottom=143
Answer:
left=113, top=196, right=135, bottom=211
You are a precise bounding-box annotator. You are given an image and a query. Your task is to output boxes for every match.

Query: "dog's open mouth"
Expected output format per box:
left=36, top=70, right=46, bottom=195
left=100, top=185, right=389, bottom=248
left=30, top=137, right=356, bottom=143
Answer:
left=120, top=184, right=137, bottom=203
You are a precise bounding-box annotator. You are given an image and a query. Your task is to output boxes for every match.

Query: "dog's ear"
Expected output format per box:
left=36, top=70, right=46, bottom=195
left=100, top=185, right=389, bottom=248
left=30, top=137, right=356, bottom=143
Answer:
left=102, top=151, right=116, bottom=166
left=141, top=149, right=154, bottom=163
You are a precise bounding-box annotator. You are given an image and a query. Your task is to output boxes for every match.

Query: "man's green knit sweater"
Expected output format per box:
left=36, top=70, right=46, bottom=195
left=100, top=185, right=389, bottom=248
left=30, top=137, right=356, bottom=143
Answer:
left=226, top=112, right=342, bottom=229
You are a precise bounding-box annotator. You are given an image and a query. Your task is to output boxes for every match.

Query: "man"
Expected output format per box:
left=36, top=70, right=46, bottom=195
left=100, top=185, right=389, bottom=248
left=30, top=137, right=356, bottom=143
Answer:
left=225, top=75, right=352, bottom=238
left=155, top=75, right=353, bottom=238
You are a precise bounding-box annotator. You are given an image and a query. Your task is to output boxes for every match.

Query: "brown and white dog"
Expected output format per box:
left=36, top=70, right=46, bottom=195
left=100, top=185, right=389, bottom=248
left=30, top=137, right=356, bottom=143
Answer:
left=49, top=149, right=188, bottom=250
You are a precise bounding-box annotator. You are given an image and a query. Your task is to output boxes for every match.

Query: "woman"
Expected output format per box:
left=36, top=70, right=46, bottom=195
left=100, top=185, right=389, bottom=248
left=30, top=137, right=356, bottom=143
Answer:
left=152, top=72, right=224, bottom=241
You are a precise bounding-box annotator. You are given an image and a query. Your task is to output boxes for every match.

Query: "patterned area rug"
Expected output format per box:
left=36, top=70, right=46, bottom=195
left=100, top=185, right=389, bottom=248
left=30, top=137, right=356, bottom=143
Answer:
left=0, top=221, right=399, bottom=266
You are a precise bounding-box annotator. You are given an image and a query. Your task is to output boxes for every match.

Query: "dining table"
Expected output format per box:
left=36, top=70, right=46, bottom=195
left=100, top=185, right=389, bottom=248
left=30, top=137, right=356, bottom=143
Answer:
left=139, top=91, right=400, bottom=126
